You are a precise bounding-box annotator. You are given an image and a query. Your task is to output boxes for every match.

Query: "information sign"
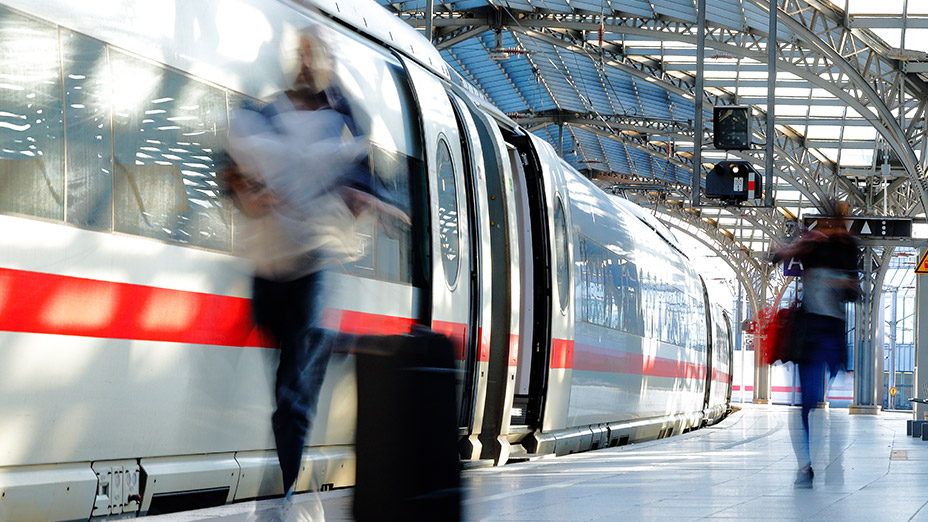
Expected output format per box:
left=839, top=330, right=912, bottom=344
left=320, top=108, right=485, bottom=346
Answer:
left=801, top=215, right=912, bottom=238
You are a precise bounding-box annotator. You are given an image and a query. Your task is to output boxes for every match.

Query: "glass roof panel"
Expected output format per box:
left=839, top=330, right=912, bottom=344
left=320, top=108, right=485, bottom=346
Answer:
left=847, top=0, right=905, bottom=13
left=610, top=0, right=655, bottom=17
left=904, top=29, right=928, bottom=52
left=838, top=149, right=874, bottom=167
left=842, top=127, right=878, bottom=140
left=652, top=0, right=696, bottom=22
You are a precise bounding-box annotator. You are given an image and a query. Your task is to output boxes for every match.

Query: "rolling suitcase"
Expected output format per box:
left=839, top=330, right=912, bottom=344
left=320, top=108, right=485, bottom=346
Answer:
left=353, top=326, right=461, bottom=522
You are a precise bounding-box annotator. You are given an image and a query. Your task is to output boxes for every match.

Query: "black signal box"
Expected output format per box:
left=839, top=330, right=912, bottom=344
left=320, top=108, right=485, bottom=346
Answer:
left=705, top=161, right=762, bottom=203
left=713, top=106, right=751, bottom=150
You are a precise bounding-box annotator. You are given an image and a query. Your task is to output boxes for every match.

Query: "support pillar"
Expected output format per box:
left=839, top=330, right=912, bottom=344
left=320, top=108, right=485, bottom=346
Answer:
left=753, top=270, right=771, bottom=404
left=851, top=246, right=882, bottom=415
left=915, top=249, right=928, bottom=421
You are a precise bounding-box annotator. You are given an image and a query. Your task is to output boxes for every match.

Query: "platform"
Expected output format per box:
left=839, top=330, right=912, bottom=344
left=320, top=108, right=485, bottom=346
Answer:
left=143, top=405, right=928, bottom=521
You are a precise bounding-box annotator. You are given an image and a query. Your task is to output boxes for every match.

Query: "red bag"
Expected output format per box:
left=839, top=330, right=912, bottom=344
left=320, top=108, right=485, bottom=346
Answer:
left=765, top=301, right=802, bottom=365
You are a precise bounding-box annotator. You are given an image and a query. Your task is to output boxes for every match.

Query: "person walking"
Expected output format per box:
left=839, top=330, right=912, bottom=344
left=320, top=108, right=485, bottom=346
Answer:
left=774, top=200, right=860, bottom=488
left=221, top=24, right=378, bottom=509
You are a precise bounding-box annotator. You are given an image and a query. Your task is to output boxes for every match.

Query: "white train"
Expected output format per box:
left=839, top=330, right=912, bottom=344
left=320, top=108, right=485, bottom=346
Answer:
left=0, top=0, right=733, bottom=520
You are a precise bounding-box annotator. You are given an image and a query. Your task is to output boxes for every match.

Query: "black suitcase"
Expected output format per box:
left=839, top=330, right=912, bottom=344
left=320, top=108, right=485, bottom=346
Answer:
left=353, top=327, right=462, bottom=522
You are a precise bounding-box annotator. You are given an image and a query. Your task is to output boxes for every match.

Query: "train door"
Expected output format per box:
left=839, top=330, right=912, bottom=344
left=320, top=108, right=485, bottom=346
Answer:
left=446, top=90, right=494, bottom=452
left=451, top=101, right=522, bottom=464
left=508, top=139, right=543, bottom=428
left=722, top=309, right=735, bottom=406
left=397, top=56, right=473, bottom=424
left=701, top=278, right=714, bottom=421
left=505, top=133, right=564, bottom=434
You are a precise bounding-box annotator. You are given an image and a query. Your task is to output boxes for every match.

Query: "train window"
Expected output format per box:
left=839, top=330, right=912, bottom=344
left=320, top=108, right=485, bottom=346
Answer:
left=0, top=8, right=65, bottom=221
left=370, top=144, right=416, bottom=283
left=62, top=30, right=113, bottom=230
left=553, top=196, right=569, bottom=312
left=578, top=236, right=643, bottom=336
left=436, top=138, right=459, bottom=287
left=110, top=50, right=231, bottom=251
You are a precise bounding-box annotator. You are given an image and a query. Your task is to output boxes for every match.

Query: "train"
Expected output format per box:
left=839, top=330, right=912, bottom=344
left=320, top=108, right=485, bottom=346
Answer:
left=0, top=0, right=733, bottom=520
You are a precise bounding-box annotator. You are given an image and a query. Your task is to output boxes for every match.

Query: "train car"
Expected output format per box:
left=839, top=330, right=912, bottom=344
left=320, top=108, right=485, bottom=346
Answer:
left=0, top=0, right=732, bottom=520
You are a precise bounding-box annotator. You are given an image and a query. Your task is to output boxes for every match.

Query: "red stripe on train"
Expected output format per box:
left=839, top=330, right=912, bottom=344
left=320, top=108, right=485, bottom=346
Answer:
left=550, top=339, right=574, bottom=369
left=0, top=267, right=273, bottom=347
left=571, top=343, right=707, bottom=380
left=0, top=267, right=460, bottom=355
left=323, top=309, right=415, bottom=337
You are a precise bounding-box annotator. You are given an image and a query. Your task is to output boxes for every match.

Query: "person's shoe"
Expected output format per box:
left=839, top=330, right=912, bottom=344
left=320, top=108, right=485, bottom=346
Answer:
left=794, top=466, right=814, bottom=488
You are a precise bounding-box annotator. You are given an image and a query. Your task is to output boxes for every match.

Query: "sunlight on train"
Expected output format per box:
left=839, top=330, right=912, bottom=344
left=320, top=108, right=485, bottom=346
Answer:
left=0, top=409, right=36, bottom=463
left=0, top=270, right=9, bottom=316
left=126, top=1, right=175, bottom=41
left=4, top=336, right=103, bottom=389
left=139, top=287, right=198, bottom=332
left=214, top=1, right=273, bottom=63
left=318, top=361, right=359, bottom=442
left=111, top=58, right=162, bottom=121
left=41, top=280, right=118, bottom=330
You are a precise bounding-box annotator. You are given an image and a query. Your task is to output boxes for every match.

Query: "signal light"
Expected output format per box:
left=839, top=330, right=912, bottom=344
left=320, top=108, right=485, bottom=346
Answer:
left=713, top=106, right=751, bottom=150
left=705, top=161, right=762, bottom=203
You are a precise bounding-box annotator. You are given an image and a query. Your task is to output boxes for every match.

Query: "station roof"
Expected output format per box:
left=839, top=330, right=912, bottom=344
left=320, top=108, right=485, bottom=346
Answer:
left=376, top=0, right=928, bottom=305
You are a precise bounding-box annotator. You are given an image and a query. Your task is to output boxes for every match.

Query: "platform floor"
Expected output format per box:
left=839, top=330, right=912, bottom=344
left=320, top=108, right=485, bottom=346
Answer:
left=144, top=405, right=928, bottom=521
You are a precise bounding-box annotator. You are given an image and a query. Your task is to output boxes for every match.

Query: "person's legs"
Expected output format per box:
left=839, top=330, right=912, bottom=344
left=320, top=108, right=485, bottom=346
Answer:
left=794, top=314, right=831, bottom=488
left=797, top=359, right=824, bottom=465
left=253, top=271, right=334, bottom=496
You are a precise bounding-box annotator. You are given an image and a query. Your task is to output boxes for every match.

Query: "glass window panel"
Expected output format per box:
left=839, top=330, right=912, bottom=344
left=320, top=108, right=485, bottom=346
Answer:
left=436, top=139, right=459, bottom=287
left=111, top=50, right=231, bottom=251
left=62, top=29, right=113, bottom=229
left=0, top=7, right=64, bottom=220
left=372, top=145, right=415, bottom=283
left=553, top=197, right=570, bottom=312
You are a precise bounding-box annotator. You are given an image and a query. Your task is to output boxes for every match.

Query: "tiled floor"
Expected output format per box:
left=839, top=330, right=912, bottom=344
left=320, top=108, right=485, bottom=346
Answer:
left=144, top=405, right=928, bottom=521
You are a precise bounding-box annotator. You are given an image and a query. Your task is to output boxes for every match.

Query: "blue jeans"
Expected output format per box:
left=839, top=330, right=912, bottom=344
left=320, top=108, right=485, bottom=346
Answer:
left=794, top=313, right=846, bottom=468
left=252, top=270, right=334, bottom=494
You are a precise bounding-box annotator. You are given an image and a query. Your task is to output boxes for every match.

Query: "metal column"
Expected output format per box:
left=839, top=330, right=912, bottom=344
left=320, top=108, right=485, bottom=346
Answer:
left=737, top=279, right=745, bottom=403
left=425, top=0, right=434, bottom=43
left=915, top=249, right=928, bottom=420
left=753, top=271, right=771, bottom=403
left=691, top=0, right=706, bottom=207
left=764, top=0, right=776, bottom=207
left=889, top=287, right=898, bottom=409
left=851, top=247, right=882, bottom=414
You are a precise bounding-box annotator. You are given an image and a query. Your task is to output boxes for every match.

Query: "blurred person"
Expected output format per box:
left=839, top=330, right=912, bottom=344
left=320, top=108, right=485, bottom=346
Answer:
left=219, top=23, right=408, bottom=518
left=773, top=199, right=859, bottom=488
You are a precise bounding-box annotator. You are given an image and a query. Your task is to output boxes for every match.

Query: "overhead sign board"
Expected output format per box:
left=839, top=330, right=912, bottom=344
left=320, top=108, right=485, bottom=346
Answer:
left=801, top=215, right=912, bottom=238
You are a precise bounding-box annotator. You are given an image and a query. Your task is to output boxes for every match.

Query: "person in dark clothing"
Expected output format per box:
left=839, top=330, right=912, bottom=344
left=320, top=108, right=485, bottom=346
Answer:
left=221, top=26, right=408, bottom=520
left=774, top=200, right=859, bottom=488
left=220, top=27, right=365, bottom=513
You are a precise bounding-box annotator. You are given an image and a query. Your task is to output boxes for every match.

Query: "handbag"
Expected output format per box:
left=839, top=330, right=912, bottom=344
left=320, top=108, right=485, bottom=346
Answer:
left=767, top=300, right=806, bottom=365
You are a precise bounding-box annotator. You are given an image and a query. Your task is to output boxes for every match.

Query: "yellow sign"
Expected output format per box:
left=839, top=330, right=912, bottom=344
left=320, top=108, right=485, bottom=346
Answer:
left=917, top=250, right=928, bottom=274
left=890, top=387, right=898, bottom=397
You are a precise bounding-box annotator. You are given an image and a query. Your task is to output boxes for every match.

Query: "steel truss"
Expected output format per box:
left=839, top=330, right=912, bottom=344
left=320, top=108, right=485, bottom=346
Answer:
left=382, top=0, right=928, bottom=303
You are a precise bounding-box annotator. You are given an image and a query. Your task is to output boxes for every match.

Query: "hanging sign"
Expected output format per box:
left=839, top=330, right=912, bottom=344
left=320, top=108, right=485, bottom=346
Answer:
left=802, top=215, right=912, bottom=238
left=784, top=257, right=803, bottom=277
